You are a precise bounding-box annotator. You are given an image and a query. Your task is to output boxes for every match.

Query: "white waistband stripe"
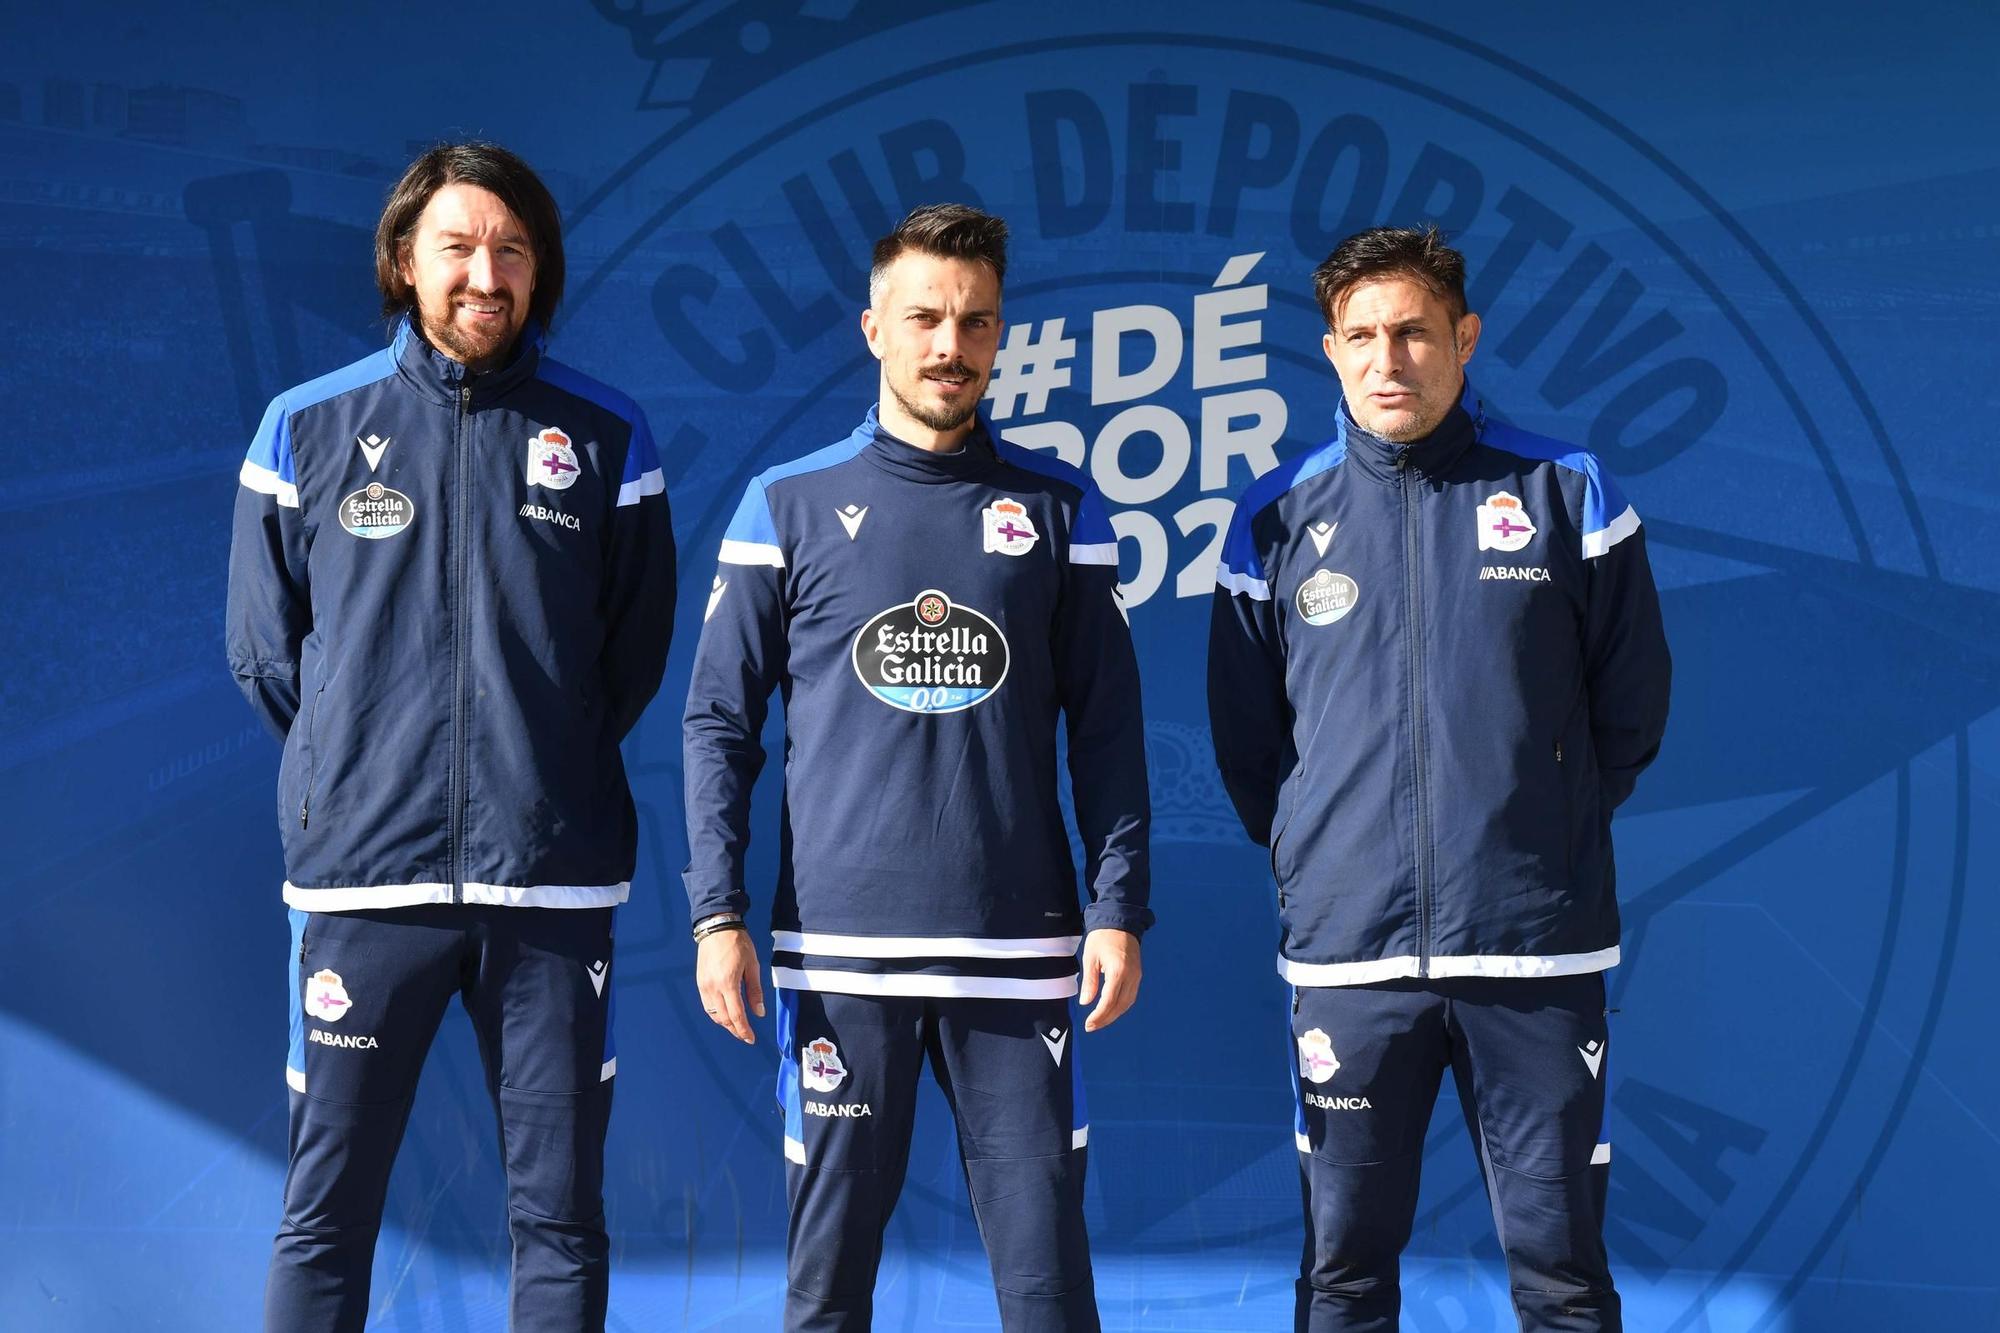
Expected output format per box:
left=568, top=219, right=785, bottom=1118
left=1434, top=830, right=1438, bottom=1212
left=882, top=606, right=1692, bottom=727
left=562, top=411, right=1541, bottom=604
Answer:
left=772, top=930, right=1082, bottom=960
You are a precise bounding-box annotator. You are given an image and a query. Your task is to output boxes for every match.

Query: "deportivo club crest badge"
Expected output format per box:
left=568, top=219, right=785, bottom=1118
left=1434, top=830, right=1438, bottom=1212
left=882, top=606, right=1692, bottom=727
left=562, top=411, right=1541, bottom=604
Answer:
left=1477, top=490, right=1538, bottom=552
left=527, top=427, right=582, bottom=491
left=982, top=497, right=1040, bottom=556
left=801, top=1037, right=848, bottom=1094
left=1298, top=1028, right=1341, bottom=1085
left=1295, top=569, right=1360, bottom=626
left=305, top=969, right=353, bottom=1023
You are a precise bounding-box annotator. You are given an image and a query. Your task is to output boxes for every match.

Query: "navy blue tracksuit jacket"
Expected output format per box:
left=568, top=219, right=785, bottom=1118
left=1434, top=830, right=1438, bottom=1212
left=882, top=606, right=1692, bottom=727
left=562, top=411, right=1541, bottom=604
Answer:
left=226, top=317, right=676, bottom=910
left=1208, top=390, right=1670, bottom=985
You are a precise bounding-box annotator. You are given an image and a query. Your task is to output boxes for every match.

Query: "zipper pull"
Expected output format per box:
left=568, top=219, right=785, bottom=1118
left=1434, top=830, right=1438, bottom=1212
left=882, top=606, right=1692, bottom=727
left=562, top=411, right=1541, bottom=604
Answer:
left=1554, top=741, right=1564, bottom=763
left=1394, top=448, right=1409, bottom=470
left=299, top=800, right=310, bottom=829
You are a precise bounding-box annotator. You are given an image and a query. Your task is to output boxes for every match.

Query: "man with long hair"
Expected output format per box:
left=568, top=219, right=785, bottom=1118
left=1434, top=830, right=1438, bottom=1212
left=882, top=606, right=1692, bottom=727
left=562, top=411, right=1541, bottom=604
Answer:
left=226, top=141, right=675, bottom=1331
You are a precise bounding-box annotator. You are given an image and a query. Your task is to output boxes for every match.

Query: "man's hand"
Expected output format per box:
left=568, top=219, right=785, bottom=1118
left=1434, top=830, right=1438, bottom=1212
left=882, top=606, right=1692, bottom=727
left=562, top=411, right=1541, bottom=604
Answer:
left=1079, top=928, right=1141, bottom=1032
left=696, top=930, right=765, bottom=1044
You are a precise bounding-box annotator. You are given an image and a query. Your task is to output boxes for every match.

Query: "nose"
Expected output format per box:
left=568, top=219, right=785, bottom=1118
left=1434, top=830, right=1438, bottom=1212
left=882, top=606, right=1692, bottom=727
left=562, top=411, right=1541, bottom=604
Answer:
left=1368, top=336, right=1401, bottom=380
left=930, top=321, right=963, bottom=361
left=466, top=245, right=499, bottom=294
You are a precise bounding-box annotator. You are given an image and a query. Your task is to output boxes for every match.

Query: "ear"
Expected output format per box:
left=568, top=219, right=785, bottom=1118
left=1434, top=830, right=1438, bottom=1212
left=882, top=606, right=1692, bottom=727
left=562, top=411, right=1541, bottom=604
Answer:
left=1321, top=330, right=1340, bottom=370
left=398, top=242, right=416, bottom=290
left=860, top=306, right=885, bottom=362
left=1454, top=312, right=1482, bottom=367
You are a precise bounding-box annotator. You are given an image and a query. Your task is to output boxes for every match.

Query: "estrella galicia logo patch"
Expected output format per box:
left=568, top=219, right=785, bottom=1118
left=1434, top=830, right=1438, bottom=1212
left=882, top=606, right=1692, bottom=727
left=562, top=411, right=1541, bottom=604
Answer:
left=338, top=482, right=414, bottom=540
left=1294, top=569, right=1359, bottom=626
left=851, top=589, right=1009, bottom=714
left=527, top=427, right=581, bottom=491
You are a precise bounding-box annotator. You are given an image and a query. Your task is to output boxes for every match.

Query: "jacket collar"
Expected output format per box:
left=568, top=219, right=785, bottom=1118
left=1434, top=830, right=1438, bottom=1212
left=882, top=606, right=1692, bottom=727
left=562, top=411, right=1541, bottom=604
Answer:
left=1337, top=380, right=1481, bottom=485
left=860, top=404, right=1000, bottom=485
left=391, top=314, right=545, bottom=406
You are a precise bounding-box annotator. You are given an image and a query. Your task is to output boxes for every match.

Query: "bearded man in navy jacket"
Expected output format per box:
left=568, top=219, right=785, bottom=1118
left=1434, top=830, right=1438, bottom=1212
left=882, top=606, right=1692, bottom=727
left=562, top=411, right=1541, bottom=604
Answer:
left=227, top=141, right=674, bottom=1333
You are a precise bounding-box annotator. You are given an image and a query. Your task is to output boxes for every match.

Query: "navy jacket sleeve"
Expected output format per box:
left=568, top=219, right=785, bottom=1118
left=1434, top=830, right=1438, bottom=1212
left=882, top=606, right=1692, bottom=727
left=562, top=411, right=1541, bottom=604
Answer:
left=1207, top=501, right=1291, bottom=847
left=1577, top=468, right=1671, bottom=810
left=226, top=396, right=312, bottom=743
left=1054, top=485, right=1153, bottom=936
left=680, top=479, right=788, bottom=923
left=601, top=411, right=677, bottom=741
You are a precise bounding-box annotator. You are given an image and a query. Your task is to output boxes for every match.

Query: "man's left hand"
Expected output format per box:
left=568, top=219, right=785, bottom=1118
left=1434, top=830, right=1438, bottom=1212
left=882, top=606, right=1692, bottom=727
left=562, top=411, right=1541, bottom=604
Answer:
left=1079, top=928, right=1142, bottom=1032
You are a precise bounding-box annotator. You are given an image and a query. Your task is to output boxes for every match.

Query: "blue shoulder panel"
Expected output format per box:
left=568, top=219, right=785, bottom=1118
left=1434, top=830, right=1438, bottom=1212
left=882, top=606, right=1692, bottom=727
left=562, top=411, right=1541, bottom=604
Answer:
left=537, top=358, right=657, bottom=482
left=1479, top=418, right=1629, bottom=540
left=993, top=432, right=1117, bottom=546
left=1219, top=433, right=1348, bottom=581
left=244, top=343, right=399, bottom=480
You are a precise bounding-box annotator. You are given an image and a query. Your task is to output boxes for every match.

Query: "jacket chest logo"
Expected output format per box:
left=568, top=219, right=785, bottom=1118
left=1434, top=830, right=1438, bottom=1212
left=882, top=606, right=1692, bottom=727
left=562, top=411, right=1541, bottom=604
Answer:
left=1476, top=490, right=1537, bottom=552
left=851, top=590, right=1011, bottom=714
left=982, top=498, right=1039, bottom=556
left=338, top=481, right=416, bottom=540
left=1295, top=569, right=1359, bottom=626
left=527, top=427, right=581, bottom=491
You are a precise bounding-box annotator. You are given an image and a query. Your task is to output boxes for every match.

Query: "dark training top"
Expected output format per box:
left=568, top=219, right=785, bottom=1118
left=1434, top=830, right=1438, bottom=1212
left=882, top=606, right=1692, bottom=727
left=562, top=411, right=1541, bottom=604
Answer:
left=682, top=408, right=1152, bottom=999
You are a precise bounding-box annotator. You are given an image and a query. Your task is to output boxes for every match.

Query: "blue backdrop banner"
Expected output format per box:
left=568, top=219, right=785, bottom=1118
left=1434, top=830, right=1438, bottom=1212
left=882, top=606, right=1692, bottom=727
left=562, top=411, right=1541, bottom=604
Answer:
left=3, top=3, right=1996, bottom=1329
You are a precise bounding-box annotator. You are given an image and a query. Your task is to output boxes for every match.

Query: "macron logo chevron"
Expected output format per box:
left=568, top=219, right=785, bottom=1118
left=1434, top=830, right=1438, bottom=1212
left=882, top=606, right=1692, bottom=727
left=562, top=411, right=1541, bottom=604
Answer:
left=837, top=503, right=869, bottom=539
left=1308, top=520, right=1337, bottom=556
left=1579, top=1039, right=1605, bottom=1080
left=588, top=959, right=609, bottom=998
left=1041, top=1026, right=1068, bottom=1066
left=357, top=433, right=390, bottom=472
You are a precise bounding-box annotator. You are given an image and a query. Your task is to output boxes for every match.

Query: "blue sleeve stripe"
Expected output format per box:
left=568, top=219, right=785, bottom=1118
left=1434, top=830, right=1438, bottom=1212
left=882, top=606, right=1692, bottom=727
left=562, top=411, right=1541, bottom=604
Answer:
left=719, top=477, right=783, bottom=567
left=243, top=396, right=294, bottom=483
left=1216, top=565, right=1271, bottom=601
left=616, top=469, right=665, bottom=508
left=1583, top=505, right=1642, bottom=558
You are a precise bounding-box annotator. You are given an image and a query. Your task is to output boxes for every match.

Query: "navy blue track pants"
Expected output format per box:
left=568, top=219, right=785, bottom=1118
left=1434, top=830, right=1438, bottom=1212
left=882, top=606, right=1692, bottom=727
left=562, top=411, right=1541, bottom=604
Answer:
left=776, top=988, right=1097, bottom=1332
left=266, top=905, right=617, bottom=1333
left=1291, top=974, right=1618, bottom=1332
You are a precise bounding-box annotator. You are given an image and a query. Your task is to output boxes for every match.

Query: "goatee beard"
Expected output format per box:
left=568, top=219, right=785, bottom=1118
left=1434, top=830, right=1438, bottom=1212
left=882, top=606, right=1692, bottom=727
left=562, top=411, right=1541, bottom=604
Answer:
left=890, top=374, right=982, bottom=434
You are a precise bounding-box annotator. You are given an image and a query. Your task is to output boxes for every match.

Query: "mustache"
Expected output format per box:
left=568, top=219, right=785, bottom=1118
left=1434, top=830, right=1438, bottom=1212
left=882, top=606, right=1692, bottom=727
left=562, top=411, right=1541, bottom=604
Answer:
left=452, top=286, right=513, bottom=305
left=923, top=361, right=978, bottom=378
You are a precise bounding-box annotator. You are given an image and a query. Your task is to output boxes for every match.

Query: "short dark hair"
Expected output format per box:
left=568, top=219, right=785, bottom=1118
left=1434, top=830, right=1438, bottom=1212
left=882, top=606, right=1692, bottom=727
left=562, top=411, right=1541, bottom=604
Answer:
left=868, top=203, right=1008, bottom=306
left=374, top=142, right=565, bottom=332
left=1312, top=224, right=1468, bottom=330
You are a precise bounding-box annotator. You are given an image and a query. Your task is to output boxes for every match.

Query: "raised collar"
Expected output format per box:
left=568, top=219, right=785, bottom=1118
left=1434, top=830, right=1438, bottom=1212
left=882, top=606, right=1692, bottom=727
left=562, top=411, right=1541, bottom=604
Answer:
left=860, top=404, right=1000, bottom=485
left=390, top=314, right=545, bottom=407
left=1337, top=382, right=1481, bottom=485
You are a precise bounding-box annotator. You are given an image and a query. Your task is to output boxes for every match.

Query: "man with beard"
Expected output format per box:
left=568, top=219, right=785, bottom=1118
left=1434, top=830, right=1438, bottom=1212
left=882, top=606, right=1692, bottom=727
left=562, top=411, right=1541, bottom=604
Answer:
left=1208, top=225, right=1670, bottom=1331
left=683, top=203, right=1151, bottom=1331
left=226, top=142, right=675, bottom=1332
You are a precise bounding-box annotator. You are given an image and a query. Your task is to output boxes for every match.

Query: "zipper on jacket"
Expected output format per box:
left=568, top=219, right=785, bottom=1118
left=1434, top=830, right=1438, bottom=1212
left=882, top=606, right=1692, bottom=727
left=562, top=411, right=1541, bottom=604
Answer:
left=449, top=381, right=471, bottom=903
left=299, top=682, right=326, bottom=829
left=1398, top=450, right=1435, bottom=976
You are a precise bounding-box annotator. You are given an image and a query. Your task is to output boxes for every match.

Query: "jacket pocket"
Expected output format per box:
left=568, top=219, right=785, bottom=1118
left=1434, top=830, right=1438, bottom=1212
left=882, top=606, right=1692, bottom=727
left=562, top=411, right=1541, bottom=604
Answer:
left=298, top=680, right=327, bottom=829
left=1268, top=763, right=1305, bottom=902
